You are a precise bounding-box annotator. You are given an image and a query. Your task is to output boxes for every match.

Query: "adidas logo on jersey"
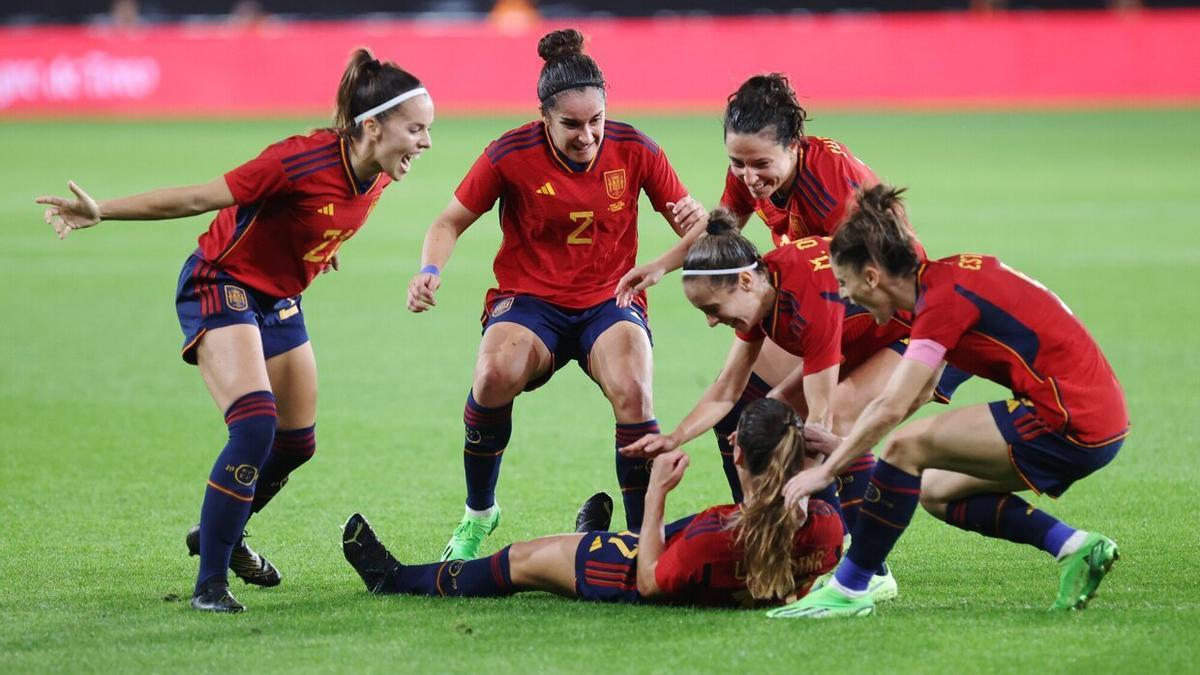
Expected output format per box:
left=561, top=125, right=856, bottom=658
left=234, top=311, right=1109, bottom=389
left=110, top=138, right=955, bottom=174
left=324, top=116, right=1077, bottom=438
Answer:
left=317, top=203, right=335, bottom=216
left=535, top=182, right=556, bottom=196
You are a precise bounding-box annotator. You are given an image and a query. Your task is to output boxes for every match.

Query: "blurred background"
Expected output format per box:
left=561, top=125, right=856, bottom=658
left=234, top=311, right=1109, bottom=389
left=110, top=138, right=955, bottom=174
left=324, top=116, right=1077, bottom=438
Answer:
left=2, top=0, right=1198, bottom=116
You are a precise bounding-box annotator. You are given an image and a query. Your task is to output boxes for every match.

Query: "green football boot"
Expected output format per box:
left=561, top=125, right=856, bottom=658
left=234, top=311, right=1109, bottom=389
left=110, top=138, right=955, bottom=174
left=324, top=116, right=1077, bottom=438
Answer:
left=1051, top=532, right=1119, bottom=611
left=766, top=582, right=876, bottom=619
left=441, top=505, right=501, bottom=561
left=809, top=563, right=898, bottom=602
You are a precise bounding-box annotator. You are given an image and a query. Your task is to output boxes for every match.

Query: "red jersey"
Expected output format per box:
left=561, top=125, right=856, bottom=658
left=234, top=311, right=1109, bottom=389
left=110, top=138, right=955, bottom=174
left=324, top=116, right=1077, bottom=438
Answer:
left=198, top=130, right=389, bottom=298
left=654, top=500, right=843, bottom=607
left=911, top=255, right=1129, bottom=446
left=736, top=237, right=909, bottom=376
left=721, top=136, right=878, bottom=247
left=454, top=120, right=687, bottom=310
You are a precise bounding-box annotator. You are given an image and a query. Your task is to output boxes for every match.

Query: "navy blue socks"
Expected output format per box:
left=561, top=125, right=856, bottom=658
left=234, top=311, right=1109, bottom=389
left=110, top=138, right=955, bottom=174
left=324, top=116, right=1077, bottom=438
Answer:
left=615, top=420, right=659, bottom=529
left=836, top=459, right=922, bottom=593
left=944, top=493, right=1075, bottom=557
left=386, top=546, right=515, bottom=597
left=251, top=424, right=315, bottom=514
left=196, top=391, right=276, bottom=591
left=462, top=390, right=512, bottom=511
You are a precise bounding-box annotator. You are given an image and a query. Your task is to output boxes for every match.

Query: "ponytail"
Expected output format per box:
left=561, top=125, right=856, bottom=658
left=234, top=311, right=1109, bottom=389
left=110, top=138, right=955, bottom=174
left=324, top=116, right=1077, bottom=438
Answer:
left=333, top=47, right=423, bottom=138
left=830, top=184, right=919, bottom=277
left=681, top=208, right=766, bottom=288
left=728, top=399, right=810, bottom=601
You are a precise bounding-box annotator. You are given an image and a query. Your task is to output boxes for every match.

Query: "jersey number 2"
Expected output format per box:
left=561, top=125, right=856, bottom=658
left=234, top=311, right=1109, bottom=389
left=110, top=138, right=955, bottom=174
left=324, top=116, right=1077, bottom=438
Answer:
left=303, top=229, right=352, bottom=263
left=567, top=211, right=594, bottom=245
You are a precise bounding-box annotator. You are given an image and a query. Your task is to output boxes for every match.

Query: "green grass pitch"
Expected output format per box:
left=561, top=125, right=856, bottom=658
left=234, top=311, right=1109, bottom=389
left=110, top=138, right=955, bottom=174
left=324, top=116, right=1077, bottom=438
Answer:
left=2, top=108, right=1198, bottom=672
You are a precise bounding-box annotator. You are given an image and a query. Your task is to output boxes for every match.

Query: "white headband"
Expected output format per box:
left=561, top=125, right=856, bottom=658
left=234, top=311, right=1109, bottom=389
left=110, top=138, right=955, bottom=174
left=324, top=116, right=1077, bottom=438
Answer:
left=681, top=262, right=758, bottom=277
left=353, top=87, right=429, bottom=125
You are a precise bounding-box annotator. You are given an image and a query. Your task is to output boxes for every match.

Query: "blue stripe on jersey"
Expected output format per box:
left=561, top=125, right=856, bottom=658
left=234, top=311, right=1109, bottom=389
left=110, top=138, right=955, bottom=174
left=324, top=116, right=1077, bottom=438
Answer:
left=281, top=141, right=338, bottom=166
left=282, top=149, right=340, bottom=175
left=486, top=128, right=542, bottom=161
left=604, top=132, right=660, bottom=155
left=489, top=138, right=545, bottom=164
left=287, top=159, right=343, bottom=182
left=215, top=201, right=263, bottom=261
left=801, top=166, right=837, bottom=211
left=793, top=175, right=831, bottom=218
left=953, top=284, right=1042, bottom=371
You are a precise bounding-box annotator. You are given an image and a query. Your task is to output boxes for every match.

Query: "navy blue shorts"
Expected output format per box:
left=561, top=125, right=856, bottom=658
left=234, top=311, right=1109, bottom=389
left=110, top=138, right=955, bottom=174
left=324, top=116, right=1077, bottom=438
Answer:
left=482, top=295, right=651, bottom=391
left=175, top=254, right=309, bottom=365
left=888, top=338, right=971, bottom=403
left=989, top=399, right=1123, bottom=498
left=574, top=514, right=696, bottom=603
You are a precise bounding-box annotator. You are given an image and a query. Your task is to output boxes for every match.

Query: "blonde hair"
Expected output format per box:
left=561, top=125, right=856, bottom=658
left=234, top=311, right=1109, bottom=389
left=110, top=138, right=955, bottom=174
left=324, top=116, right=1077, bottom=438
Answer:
left=728, top=398, right=810, bottom=601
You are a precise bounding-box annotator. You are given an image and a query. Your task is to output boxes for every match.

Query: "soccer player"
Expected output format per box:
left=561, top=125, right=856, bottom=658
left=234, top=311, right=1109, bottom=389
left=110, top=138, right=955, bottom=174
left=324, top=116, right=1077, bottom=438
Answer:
left=36, top=49, right=434, bottom=613
left=771, top=185, right=1127, bottom=618
left=406, top=28, right=706, bottom=558
left=342, top=399, right=842, bottom=607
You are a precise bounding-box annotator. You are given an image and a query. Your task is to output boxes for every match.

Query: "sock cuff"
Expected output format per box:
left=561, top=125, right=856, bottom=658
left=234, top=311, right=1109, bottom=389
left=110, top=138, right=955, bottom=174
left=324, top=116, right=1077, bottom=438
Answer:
left=465, top=391, right=513, bottom=424
left=615, top=419, right=659, bottom=446
left=273, top=425, right=316, bottom=456
left=870, top=459, right=921, bottom=493
left=491, top=545, right=513, bottom=590
left=224, top=390, right=277, bottom=426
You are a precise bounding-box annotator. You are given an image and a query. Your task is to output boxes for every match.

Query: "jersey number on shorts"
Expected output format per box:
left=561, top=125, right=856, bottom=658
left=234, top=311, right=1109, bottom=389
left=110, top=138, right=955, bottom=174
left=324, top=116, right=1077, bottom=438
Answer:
left=567, top=211, right=595, bottom=245
left=303, top=229, right=353, bottom=263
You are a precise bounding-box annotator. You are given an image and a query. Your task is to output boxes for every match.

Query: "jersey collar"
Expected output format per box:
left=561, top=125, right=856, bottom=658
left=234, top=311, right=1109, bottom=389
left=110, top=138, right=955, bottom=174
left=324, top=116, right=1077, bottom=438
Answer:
left=339, top=136, right=382, bottom=195
left=544, top=123, right=603, bottom=174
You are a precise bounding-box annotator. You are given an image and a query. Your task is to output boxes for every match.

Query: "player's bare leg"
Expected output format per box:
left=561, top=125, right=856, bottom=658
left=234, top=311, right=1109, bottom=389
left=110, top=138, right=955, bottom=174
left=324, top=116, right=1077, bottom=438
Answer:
left=444, top=322, right=554, bottom=560
left=590, top=321, right=657, bottom=528
left=190, top=324, right=275, bottom=613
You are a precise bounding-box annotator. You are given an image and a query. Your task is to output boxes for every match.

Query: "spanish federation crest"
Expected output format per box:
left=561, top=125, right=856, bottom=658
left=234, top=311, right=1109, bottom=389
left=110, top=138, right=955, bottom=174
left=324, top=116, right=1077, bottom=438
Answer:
left=223, top=285, right=249, bottom=311
left=491, top=297, right=515, bottom=318
left=604, top=169, right=627, bottom=200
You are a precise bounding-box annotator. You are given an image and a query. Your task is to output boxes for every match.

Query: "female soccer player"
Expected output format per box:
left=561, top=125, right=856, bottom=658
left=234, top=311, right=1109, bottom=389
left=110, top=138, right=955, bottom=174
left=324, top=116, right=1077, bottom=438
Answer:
left=406, top=28, right=705, bottom=558
left=772, top=185, right=1128, bottom=618
left=37, top=49, right=434, bottom=613
left=342, top=398, right=842, bottom=607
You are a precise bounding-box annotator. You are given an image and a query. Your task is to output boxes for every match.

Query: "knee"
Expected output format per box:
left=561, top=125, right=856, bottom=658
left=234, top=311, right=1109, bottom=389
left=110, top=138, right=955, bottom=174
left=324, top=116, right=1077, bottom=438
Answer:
left=878, top=427, right=927, bottom=474
left=473, top=361, right=523, bottom=405
left=917, top=481, right=950, bottom=519
left=606, top=379, right=652, bottom=421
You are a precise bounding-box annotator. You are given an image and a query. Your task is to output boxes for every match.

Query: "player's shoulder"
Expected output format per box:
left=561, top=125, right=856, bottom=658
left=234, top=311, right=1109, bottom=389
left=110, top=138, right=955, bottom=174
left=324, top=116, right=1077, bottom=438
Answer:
left=263, top=129, right=341, bottom=161
left=680, top=504, right=738, bottom=539
left=483, top=121, right=545, bottom=165
left=604, top=119, right=662, bottom=156
left=802, top=135, right=873, bottom=182
left=765, top=235, right=831, bottom=266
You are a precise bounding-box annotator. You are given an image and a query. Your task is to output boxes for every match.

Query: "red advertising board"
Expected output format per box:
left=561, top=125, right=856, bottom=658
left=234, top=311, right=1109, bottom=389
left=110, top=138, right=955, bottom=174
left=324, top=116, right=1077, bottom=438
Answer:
left=2, top=11, right=1198, bottom=116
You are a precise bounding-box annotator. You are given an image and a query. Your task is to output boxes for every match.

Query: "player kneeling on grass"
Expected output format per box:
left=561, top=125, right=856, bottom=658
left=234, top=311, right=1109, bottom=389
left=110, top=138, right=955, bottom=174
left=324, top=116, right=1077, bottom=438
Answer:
left=343, top=399, right=842, bottom=606
left=768, top=185, right=1128, bottom=619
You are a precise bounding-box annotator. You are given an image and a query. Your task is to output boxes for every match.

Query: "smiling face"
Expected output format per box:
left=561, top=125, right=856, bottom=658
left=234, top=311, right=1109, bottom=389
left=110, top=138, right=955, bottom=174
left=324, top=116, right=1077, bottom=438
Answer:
left=367, top=93, right=434, bottom=181
left=725, top=130, right=800, bottom=201
left=683, top=272, right=773, bottom=334
left=543, top=87, right=605, bottom=165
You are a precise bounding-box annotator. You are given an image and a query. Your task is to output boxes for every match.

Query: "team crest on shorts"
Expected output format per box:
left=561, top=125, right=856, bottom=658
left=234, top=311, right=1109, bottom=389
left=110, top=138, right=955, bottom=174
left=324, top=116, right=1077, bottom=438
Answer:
left=223, top=285, right=250, bottom=311
left=604, top=169, right=627, bottom=200
left=491, top=297, right=514, bottom=318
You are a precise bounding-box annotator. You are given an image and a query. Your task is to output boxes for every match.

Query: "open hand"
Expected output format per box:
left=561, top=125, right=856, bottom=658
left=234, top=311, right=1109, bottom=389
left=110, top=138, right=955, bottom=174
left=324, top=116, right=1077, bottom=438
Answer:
left=37, top=181, right=101, bottom=239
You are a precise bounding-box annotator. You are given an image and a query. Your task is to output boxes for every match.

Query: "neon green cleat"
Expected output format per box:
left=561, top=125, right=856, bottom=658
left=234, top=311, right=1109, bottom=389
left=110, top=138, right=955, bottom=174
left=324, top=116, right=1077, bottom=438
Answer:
left=441, top=505, right=501, bottom=561
left=766, top=582, right=876, bottom=619
left=809, top=564, right=898, bottom=602
left=1051, top=532, right=1118, bottom=611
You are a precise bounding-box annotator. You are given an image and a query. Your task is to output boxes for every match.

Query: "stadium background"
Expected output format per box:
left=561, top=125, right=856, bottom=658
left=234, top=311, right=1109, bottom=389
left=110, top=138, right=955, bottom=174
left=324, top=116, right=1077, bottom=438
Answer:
left=2, top=1, right=1198, bottom=672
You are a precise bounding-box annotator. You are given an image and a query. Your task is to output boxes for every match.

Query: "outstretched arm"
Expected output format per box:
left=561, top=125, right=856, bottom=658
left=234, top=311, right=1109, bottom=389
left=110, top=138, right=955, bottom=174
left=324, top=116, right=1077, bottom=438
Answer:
left=613, top=195, right=708, bottom=308
left=37, top=178, right=235, bottom=239
left=407, top=197, right=481, bottom=313
left=636, top=450, right=690, bottom=599
left=620, top=337, right=761, bottom=458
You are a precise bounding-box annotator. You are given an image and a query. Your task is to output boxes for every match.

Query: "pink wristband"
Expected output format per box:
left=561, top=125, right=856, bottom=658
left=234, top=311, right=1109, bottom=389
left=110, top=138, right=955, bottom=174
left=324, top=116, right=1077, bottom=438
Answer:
left=904, top=338, right=947, bottom=368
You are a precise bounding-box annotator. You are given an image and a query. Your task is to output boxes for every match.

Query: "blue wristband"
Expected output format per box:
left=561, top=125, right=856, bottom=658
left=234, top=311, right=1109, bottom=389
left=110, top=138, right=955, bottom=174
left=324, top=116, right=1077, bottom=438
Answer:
left=420, top=264, right=440, bottom=276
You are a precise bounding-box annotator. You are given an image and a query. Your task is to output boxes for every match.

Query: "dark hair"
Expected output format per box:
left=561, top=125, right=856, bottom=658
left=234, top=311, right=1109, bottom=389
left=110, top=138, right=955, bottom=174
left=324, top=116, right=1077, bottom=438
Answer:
left=724, top=73, right=810, bottom=146
left=830, top=184, right=920, bottom=277
left=536, top=29, right=606, bottom=112
left=333, top=47, right=423, bottom=138
left=730, top=398, right=810, bottom=601
left=681, top=209, right=766, bottom=288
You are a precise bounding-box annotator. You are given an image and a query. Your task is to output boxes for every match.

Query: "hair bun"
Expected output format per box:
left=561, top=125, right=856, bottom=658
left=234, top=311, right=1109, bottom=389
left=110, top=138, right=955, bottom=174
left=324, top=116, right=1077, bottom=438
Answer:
left=705, top=208, right=738, bottom=236
left=538, top=28, right=585, bottom=62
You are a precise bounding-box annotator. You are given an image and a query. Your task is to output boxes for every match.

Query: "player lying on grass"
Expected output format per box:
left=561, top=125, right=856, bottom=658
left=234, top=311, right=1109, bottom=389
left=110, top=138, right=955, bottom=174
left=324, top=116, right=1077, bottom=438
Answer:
left=614, top=73, right=969, bottom=532
left=37, top=49, right=433, bottom=613
left=770, top=185, right=1127, bottom=618
left=342, top=399, right=842, bottom=606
